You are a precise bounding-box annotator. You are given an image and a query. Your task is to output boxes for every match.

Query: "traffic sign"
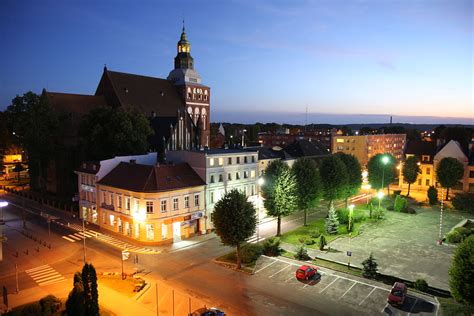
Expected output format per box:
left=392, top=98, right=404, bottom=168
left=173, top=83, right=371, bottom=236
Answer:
left=122, top=250, right=130, bottom=261
left=347, top=251, right=352, bottom=257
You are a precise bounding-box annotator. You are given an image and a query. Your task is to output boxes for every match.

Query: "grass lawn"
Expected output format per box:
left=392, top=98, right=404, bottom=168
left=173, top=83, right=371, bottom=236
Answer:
left=215, top=246, right=257, bottom=273
left=98, top=274, right=144, bottom=298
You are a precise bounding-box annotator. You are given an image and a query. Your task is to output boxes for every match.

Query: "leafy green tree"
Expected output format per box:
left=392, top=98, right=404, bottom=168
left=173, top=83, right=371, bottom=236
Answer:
left=79, top=107, right=153, bottom=160
left=427, top=186, right=438, bottom=205
left=319, top=155, right=348, bottom=209
left=402, top=156, right=420, bottom=196
left=319, top=235, right=327, bottom=250
left=5, top=91, right=39, bottom=139
left=325, top=203, right=339, bottom=235
left=436, top=157, right=464, bottom=200
left=367, top=154, right=396, bottom=194
left=13, top=162, right=24, bottom=181
left=335, top=153, right=362, bottom=207
left=362, top=253, right=378, bottom=278
left=292, top=157, right=322, bottom=226
left=82, top=263, right=99, bottom=316
left=449, top=235, right=474, bottom=304
left=212, top=189, right=257, bottom=269
left=262, top=165, right=298, bottom=236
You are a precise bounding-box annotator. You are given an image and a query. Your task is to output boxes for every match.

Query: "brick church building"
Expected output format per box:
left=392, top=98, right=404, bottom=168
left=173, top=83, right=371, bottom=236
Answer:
left=43, top=26, right=211, bottom=196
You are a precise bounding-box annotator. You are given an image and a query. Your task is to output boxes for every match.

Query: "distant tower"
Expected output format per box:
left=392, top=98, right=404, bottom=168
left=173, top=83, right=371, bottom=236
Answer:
left=390, top=116, right=393, bottom=125
left=168, top=23, right=211, bottom=148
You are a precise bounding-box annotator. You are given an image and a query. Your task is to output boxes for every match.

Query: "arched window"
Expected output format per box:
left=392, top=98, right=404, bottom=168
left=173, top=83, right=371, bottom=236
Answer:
left=194, top=107, right=200, bottom=124
left=202, top=108, right=207, bottom=130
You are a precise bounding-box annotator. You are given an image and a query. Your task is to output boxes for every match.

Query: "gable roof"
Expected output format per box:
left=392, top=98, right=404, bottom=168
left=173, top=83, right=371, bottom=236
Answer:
left=283, top=139, right=330, bottom=158
left=405, top=140, right=437, bottom=157
left=97, top=162, right=205, bottom=192
left=44, top=91, right=107, bottom=115
left=97, top=70, right=184, bottom=117
left=434, top=140, right=468, bottom=164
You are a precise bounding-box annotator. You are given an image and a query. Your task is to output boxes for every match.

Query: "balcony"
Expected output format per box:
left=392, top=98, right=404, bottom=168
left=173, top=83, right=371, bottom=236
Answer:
left=101, top=203, right=115, bottom=211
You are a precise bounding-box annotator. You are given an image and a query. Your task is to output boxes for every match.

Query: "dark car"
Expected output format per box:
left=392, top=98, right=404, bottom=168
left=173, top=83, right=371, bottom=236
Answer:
left=295, top=265, right=317, bottom=280
left=388, top=282, right=407, bottom=305
left=190, top=307, right=225, bottom=316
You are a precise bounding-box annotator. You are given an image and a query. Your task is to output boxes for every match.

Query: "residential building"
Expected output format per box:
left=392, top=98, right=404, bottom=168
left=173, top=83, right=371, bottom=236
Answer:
left=332, top=134, right=406, bottom=166
left=258, top=130, right=332, bottom=149
left=398, top=141, right=437, bottom=191
left=167, top=149, right=259, bottom=229
left=75, top=153, right=157, bottom=224
left=96, top=161, right=206, bottom=244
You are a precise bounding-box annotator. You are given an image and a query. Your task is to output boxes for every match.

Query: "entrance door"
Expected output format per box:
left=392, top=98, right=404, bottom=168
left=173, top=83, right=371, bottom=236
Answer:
left=173, top=222, right=181, bottom=242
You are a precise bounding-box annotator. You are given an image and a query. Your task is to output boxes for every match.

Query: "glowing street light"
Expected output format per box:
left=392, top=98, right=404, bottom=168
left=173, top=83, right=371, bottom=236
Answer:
left=348, top=203, right=355, bottom=269
left=377, top=191, right=384, bottom=210
left=257, top=177, right=264, bottom=242
left=381, top=155, right=389, bottom=195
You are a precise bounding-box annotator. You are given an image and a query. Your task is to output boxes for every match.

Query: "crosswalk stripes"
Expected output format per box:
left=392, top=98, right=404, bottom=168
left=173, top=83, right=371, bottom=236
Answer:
left=25, top=265, right=65, bottom=286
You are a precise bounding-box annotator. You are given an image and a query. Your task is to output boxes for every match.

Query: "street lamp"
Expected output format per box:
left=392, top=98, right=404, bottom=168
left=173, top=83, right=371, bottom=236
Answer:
left=377, top=191, right=384, bottom=210
left=257, top=177, right=264, bottom=242
left=348, top=204, right=355, bottom=269
left=241, top=129, right=247, bottom=147
left=381, top=155, right=389, bottom=195
left=0, top=201, right=8, bottom=223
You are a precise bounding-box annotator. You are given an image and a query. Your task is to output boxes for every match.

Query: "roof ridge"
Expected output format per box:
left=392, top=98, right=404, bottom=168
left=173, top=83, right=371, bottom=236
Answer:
left=107, top=69, right=170, bottom=82
left=46, top=91, right=102, bottom=98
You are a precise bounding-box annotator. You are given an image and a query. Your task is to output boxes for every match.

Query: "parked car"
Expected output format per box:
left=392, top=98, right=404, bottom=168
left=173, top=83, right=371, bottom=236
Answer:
left=190, top=307, right=225, bottom=316
left=387, top=282, right=407, bottom=305
left=295, top=265, right=317, bottom=280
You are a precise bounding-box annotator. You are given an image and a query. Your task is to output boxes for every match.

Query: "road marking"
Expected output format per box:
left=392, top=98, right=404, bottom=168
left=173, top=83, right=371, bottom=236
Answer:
left=339, top=281, right=357, bottom=299
left=29, top=268, right=56, bottom=277
left=261, top=255, right=302, bottom=267
left=434, top=296, right=440, bottom=316
left=34, top=273, right=62, bottom=283
left=285, top=274, right=296, bottom=283
left=62, top=236, right=76, bottom=242
left=25, top=265, right=50, bottom=273
left=255, top=260, right=277, bottom=274
left=381, top=303, right=389, bottom=313
left=359, top=287, right=376, bottom=305
left=319, top=277, right=339, bottom=293
left=38, top=276, right=65, bottom=286
left=408, top=297, right=418, bottom=315
left=269, top=264, right=291, bottom=278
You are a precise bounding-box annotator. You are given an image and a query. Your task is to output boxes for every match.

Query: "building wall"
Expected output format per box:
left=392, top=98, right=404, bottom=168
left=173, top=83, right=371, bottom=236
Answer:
left=332, top=135, right=368, bottom=165
left=96, top=184, right=205, bottom=244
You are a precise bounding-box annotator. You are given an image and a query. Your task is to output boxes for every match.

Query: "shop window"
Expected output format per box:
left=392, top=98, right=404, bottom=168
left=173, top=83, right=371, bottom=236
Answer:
left=146, top=224, right=154, bottom=240
left=162, top=224, right=168, bottom=240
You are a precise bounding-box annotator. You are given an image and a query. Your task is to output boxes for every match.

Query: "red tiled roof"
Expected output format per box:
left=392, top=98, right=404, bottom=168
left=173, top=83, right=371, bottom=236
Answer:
left=45, top=91, right=107, bottom=115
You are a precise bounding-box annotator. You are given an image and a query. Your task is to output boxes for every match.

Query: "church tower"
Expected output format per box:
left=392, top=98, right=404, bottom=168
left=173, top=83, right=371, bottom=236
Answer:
left=168, top=24, right=210, bottom=148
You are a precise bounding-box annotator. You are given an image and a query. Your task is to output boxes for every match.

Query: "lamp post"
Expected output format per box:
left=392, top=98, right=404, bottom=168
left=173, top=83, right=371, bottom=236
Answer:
left=241, top=129, right=247, bottom=147
left=0, top=201, right=7, bottom=223
left=82, top=219, right=86, bottom=264
left=381, top=155, right=389, bottom=195
left=377, top=191, right=384, bottom=210
left=0, top=201, right=8, bottom=262
left=257, top=177, right=264, bottom=243
left=348, top=204, right=355, bottom=269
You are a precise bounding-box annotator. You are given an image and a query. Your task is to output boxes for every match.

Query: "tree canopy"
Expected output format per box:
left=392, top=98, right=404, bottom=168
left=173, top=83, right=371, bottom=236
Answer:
left=436, top=157, right=464, bottom=199
left=319, top=155, right=348, bottom=206
left=292, top=157, right=322, bottom=226
left=402, top=156, right=421, bottom=196
left=79, top=106, right=153, bottom=160
left=367, top=154, right=396, bottom=192
left=335, top=153, right=362, bottom=206
left=449, top=235, right=474, bottom=305
left=211, top=189, right=257, bottom=269
left=262, top=160, right=298, bottom=236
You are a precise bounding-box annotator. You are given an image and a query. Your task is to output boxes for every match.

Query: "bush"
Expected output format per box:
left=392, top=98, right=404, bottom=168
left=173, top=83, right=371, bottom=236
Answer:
left=394, top=195, right=407, bottom=212
left=241, top=244, right=263, bottom=264
left=294, top=245, right=311, bottom=260
left=262, top=237, right=282, bottom=257
left=449, top=235, right=474, bottom=304
left=319, top=235, right=327, bottom=250
left=447, top=230, right=463, bottom=244
left=309, top=229, right=321, bottom=239
left=414, top=279, right=428, bottom=292
left=428, top=186, right=438, bottom=205
left=452, top=193, right=474, bottom=213
left=372, top=208, right=385, bottom=220
left=336, top=208, right=349, bottom=224
left=393, top=190, right=402, bottom=197
left=39, top=295, right=61, bottom=315
left=305, top=239, right=316, bottom=246
left=362, top=253, right=378, bottom=278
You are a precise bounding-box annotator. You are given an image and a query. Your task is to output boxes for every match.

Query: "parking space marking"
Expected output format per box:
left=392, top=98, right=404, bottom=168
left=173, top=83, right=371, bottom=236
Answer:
left=269, top=264, right=291, bottom=278
left=339, top=281, right=357, bottom=299
left=319, top=276, right=339, bottom=293
left=284, top=274, right=295, bottom=283
left=408, top=297, right=418, bottom=315
left=381, top=303, right=389, bottom=313
left=261, top=255, right=302, bottom=267
left=359, top=287, right=376, bottom=306
left=255, top=260, right=277, bottom=274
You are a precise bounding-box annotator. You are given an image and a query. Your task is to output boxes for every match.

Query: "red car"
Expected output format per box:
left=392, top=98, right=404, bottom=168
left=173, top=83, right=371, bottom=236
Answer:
left=295, top=265, right=317, bottom=280
left=388, top=282, right=407, bottom=305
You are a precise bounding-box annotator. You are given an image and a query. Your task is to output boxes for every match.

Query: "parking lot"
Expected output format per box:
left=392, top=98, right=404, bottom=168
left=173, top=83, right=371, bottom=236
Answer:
left=253, top=256, right=439, bottom=316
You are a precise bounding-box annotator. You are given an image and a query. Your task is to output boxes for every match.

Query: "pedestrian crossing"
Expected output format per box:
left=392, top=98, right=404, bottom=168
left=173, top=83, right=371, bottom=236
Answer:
left=58, top=221, right=160, bottom=254
left=25, top=264, right=65, bottom=286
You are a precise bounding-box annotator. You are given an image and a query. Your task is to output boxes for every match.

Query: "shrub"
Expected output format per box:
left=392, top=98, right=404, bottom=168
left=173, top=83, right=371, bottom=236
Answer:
left=241, top=244, right=263, bottom=264
left=319, top=235, right=327, bottom=250
left=449, top=235, right=474, bottom=304
left=362, top=253, right=378, bottom=278
left=372, top=208, right=385, bottom=220
left=393, top=190, right=402, bottom=197
left=428, top=186, right=438, bottom=205
left=262, top=237, right=282, bottom=256
left=39, top=295, right=61, bottom=316
left=394, top=195, right=407, bottom=212
left=325, top=204, right=339, bottom=235
left=309, top=229, right=321, bottom=239
left=447, top=230, right=463, bottom=244
left=452, top=193, right=474, bottom=213
left=336, top=208, right=349, bottom=224
left=414, top=279, right=428, bottom=292
left=294, top=245, right=311, bottom=260
left=305, top=239, right=316, bottom=246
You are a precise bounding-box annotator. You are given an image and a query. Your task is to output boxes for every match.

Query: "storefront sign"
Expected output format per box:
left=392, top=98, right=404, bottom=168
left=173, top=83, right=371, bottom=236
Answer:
left=191, top=212, right=203, bottom=220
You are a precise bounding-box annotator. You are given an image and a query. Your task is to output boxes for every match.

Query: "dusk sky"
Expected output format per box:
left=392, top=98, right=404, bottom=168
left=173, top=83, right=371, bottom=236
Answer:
left=0, top=0, right=472, bottom=124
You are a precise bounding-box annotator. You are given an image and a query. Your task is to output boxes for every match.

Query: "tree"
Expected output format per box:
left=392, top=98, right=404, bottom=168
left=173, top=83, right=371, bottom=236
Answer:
left=262, top=161, right=298, bottom=236
left=66, top=273, right=85, bottom=316
left=402, top=156, right=420, bottom=197
left=436, top=157, right=464, bottom=200
left=79, top=107, right=153, bottom=161
left=319, top=155, right=348, bottom=209
left=367, top=154, right=396, bottom=194
left=292, top=157, right=322, bottom=226
left=325, top=203, right=339, bottom=235
left=335, top=153, right=362, bottom=207
left=427, top=186, right=438, bottom=205
left=212, top=189, right=257, bottom=269
left=82, top=263, right=99, bottom=316
left=362, top=253, right=378, bottom=278
left=39, top=295, right=61, bottom=316
left=319, top=235, right=327, bottom=250
left=449, top=235, right=474, bottom=304
left=13, top=162, right=24, bottom=181
left=5, top=91, right=39, bottom=139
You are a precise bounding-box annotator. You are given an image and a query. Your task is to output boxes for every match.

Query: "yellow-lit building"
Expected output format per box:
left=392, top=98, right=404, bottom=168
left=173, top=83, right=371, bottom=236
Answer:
left=93, top=161, right=206, bottom=244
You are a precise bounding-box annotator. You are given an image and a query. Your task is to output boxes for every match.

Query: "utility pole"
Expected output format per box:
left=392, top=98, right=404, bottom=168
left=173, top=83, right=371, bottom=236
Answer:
left=15, top=263, right=19, bottom=293
left=155, top=283, right=159, bottom=316
left=82, top=219, right=86, bottom=264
